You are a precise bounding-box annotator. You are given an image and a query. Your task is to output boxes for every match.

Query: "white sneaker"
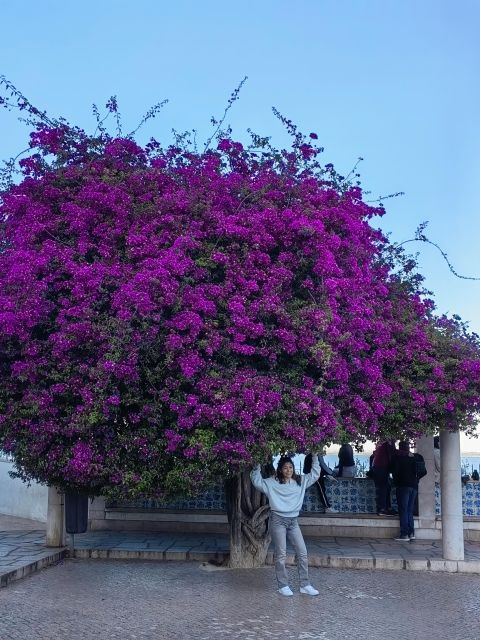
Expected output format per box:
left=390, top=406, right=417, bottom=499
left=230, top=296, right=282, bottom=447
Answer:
left=300, top=585, right=319, bottom=596
left=278, top=586, right=294, bottom=597
left=325, top=507, right=338, bottom=513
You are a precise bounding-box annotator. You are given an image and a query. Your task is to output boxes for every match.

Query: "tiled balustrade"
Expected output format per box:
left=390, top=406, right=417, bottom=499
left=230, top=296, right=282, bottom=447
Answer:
left=108, top=478, right=480, bottom=516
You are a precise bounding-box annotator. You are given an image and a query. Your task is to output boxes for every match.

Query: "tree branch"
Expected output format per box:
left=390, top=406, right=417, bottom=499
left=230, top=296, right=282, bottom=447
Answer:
left=396, top=222, right=480, bottom=281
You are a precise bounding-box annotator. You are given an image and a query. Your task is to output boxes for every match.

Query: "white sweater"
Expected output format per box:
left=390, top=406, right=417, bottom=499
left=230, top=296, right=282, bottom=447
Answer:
left=250, top=456, right=320, bottom=518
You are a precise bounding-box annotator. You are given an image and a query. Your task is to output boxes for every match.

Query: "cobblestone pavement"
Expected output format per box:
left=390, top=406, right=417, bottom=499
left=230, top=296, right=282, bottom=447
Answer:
left=2, top=521, right=480, bottom=590
left=0, top=559, right=479, bottom=640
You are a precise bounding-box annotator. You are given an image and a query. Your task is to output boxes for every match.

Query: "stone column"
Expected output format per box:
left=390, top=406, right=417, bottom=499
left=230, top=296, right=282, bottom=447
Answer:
left=46, top=486, right=65, bottom=547
left=440, top=429, right=464, bottom=561
left=415, top=435, right=436, bottom=536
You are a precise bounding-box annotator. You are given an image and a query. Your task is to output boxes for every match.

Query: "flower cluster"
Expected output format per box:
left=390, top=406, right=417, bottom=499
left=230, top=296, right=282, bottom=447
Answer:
left=1, top=120, right=480, bottom=499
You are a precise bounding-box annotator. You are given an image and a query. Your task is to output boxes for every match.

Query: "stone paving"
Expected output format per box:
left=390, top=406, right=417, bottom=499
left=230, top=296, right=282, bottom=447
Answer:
left=2, top=510, right=480, bottom=591
left=0, top=516, right=65, bottom=588
left=1, top=558, right=479, bottom=640
left=71, top=529, right=480, bottom=572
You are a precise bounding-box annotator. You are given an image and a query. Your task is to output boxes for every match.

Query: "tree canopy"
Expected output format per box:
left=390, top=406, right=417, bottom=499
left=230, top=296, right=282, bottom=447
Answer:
left=1, top=81, right=479, bottom=499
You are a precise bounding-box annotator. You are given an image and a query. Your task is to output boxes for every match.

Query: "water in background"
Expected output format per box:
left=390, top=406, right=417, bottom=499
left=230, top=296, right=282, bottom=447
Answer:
left=3, top=451, right=480, bottom=477
left=457, top=456, right=480, bottom=477
left=275, top=453, right=480, bottom=477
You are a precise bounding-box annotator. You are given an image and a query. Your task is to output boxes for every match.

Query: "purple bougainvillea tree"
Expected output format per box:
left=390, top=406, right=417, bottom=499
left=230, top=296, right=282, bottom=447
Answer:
left=1, top=78, right=480, bottom=565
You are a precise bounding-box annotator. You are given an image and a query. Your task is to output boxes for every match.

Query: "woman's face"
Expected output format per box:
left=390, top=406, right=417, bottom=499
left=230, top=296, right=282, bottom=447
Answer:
left=280, top=462, right=294, bottom=480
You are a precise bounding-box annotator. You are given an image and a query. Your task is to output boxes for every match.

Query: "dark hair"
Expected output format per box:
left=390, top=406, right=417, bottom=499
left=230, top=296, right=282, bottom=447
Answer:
left=276, top=456, right=301, bottom=485
left=434, top=436, right=440, bottom=449
left=398, top=440, right=410, bottom=452
left=338, top=444, right=354, bottom=467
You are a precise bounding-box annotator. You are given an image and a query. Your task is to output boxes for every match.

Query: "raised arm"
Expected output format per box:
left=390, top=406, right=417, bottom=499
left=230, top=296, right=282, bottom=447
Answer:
left=303, top=453, right=320, bottom=487
left=318, top=455, right=333, bottom=476
left=250, top=464, right=269, bottom=495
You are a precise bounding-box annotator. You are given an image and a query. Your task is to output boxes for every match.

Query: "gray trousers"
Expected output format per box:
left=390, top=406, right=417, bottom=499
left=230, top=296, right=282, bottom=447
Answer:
left=269, top=512, right=309, bottom=588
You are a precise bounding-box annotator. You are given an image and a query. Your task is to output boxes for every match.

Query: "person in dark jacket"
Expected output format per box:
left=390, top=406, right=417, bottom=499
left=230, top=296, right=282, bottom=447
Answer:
left=371, top=440, right=396, bottom=515
left=392, top=441, right=423, bottom=541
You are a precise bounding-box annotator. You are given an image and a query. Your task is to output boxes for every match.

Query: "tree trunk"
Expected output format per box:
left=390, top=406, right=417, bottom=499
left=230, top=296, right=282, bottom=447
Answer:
left=225, top=468, right=271, bottom=568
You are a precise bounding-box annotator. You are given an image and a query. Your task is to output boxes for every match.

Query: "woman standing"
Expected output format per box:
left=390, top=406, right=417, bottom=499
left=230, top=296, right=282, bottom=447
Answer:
left=303, top=452, right=338, bottom=513
left=250, top=454, right=320, bottom=596
left=332, top=443, right=356, bottom=478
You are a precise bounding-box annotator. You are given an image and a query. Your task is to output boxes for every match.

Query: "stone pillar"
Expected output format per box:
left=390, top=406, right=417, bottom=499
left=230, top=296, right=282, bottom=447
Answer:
left=440, top=429, right=464, bottom=561
left=415, top=435, right=436, bottom=535
left=46, top=486, right=65, bottom=547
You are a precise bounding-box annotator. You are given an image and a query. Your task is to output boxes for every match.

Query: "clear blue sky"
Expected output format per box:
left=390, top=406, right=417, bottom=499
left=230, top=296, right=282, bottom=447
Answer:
left=2, top=0, right=479, bottom=331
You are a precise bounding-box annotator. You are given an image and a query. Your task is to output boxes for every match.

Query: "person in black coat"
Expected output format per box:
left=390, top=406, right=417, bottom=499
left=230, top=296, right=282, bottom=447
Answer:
left=392, top=441, right=425, bottom=541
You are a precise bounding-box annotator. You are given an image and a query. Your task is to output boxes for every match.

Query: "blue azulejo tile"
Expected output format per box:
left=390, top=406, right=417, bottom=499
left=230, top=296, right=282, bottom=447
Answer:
left=112, top=479, right=479, bottom=517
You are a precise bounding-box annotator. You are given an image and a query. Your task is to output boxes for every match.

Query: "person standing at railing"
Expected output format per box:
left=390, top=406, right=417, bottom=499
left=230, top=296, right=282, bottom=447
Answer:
left=392, top=440, right=426, bottom=541
left=332, top=443, right=356, bottom=478
left=303, top=452, right=338, bottom=513
left=371, top=440, right=396, bottom=515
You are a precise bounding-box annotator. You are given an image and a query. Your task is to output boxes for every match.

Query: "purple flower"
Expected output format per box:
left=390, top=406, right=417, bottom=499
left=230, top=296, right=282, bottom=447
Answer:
left=1, top=117, right=479, bottom=502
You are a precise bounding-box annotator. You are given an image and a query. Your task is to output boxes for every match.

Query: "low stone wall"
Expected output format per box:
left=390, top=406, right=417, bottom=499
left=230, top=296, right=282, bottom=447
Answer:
left=435, top=481, right=480, bottom=516
left=311, top=477, right=378, bottom=513
left=108, top=478, right=380, bottom=513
